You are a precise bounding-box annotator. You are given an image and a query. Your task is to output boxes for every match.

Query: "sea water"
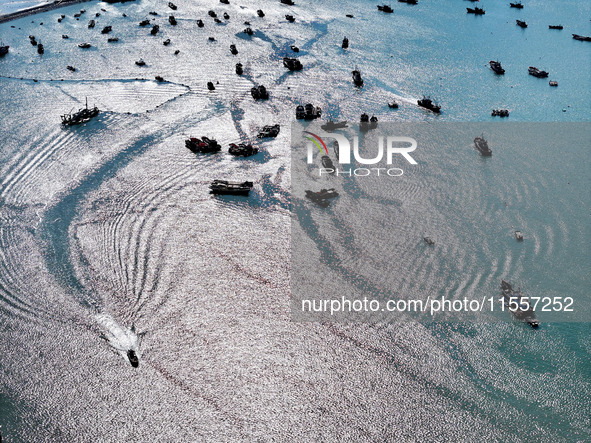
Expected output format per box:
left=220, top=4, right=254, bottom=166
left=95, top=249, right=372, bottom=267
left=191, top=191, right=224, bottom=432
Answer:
left=0, top=0, right=589, bottom=441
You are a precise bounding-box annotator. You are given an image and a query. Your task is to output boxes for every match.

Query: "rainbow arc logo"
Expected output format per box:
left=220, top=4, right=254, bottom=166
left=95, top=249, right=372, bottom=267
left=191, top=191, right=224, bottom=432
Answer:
left=303, top=131, right=328, bottom=155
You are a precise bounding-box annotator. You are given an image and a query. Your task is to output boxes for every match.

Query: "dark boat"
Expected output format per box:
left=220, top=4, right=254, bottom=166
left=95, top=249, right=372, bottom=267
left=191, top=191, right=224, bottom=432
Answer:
left=500, top=280, right=539, bottom=328
left=489, top=60, right=505, bottom=75
left=257, top=124, right=280, bottom=138
left=516, top=20, right=527, bottom=28
left=251, top=85, right=269, bottom=100
left=283, top=57, right=303, bottom=71
left=127, top=350, right=139, bottom=367
left=210, top=180, right=254, bottom=195
left=467, top=7, right=485, bottom=15
left=417, top=96, right=441, bottom=113
left=155, top=75, right=165, bottom=82
left=510, top=2, right=523, bottom=9
left=30, top=36, right=37, bottom=46
left=352, top=70, right=364, bottom=87
left=321, top=121, right=347, bottom=131
left=377, top=5, right=394, bottom=13
left=305, top=189, right=339, bottom=207
left=197, top=19, right=204, bottom=27
left=0, top=45, right=10, bottom=56
left=163, top=39, right=171, bottom=46
left=61, top=98, right=100, bottom=126
left=296, top=103, right=322, bottom=120
left=230, top=44, right=238, bottom=55
left=399, top=0, right=417, bottom=4
left=169, top=15, right=177, bottom=25
left=548, top=25, right=563, bottom=30
left=78, top=42, right=92, bottom=48
left=321, top=155, right=335, bottom=171
left=290, top=45, right=299, bottom=52
left=424, top=237, right=435, bottom=246
left=223, top=12, right=230, bottom=20
left=207, top=81, right=216, bottom=91
left=220, top=0, right=230, bottom=3
left=388, top=101, right=399, bottom=109
left=214, top=18, right=222, bottom=24
left=572, top=34, right=591, bottom=42
left=186, top=136, right=222, bottom=153
left=139, top=19, right=150, bottom=26
left=208, top=37, right=216, bottom=41
left=88, top=19, right=95, bottom=28
left=286, top=15, right=295, bottom=22
left=229, top=143, right=258, bottom=157
left=135, top=58, right=146, bottom=66
left=62, top=34, right=69, bottom=39
left=549, top=80, right=558, bottom=87
left=149, top=11, right=158, bottom=16
left=108, top=37, right=119, bottom=42
left=243, top=27, right=253, bottom=35
left=67, top=65, right=76, bottom=72
left=37, top=43, right=44, bottom=54
left=208, top=10, right=217, bottom=17
left=491, top=109, right=509, bottom=117
left=280, top=0, right=295, bottom=5
left=101, top=25, right=112, bottom=34
left=528, top=66, right=548, bottom=78
left=342, top=37, right=349, bottom=49
left=235, top=62, right=243, bottom=75
left=151, top=24, right=160, bottom=35
left=168, top=2, right=177, bottom=10
left=514, top=230, right=524, bottom=241
left=474, top=136, right=492, bottom=156
left=257, top=10, right=265, bottom=17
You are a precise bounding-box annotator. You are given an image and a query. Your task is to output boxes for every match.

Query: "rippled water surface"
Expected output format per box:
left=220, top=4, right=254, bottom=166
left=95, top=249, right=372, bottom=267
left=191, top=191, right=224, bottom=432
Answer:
left=0, top=0, right=589, bottom=441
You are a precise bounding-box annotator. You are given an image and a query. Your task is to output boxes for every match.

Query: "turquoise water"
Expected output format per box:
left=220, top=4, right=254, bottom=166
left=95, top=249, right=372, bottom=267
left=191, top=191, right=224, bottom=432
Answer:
left=0, top=0, right=589, bottom=441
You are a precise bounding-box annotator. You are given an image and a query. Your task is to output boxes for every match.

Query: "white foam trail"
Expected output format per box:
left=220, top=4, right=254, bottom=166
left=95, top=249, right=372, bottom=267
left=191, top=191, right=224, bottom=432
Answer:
left=95, top=313, right=140, bottom=360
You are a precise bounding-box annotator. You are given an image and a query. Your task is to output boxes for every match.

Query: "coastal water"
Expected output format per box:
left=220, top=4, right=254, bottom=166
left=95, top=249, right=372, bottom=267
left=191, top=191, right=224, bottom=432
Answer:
left=0, top=0, right=589, bottom=441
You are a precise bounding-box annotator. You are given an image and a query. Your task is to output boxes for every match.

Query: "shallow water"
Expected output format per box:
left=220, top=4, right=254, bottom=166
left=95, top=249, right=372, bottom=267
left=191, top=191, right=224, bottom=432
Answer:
left=0, top=0, right=589, bottom=441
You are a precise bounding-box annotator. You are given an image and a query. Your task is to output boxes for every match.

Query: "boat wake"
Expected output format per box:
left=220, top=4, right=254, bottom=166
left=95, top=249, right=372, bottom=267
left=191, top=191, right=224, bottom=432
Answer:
left=96, top=313, right=141, bottom=360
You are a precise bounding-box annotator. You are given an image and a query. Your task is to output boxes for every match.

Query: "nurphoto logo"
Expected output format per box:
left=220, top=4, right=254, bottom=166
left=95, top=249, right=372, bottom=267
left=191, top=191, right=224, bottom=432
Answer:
left=303, top=129, right=418, bottom=176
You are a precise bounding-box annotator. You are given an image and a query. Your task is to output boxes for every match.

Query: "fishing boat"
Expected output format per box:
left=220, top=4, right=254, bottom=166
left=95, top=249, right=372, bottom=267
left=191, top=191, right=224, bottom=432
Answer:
left=491, top=109, right=509, bottom=117
left=377, top=5, right=394, bottom=13
left=500, top=280, right=539, bottom=328
left=352, top=69, right=364, bottom=87
left=509, top=2, right=523, bottom=9
left=516, top=20, right=527, bottom=28
left=61, top=98, right=100, bottom=126
left=514, top=230, right=524, bottom=241
left=305, top=189, right=339, bottom=207
left=467, top=7, right=485, bottom=14
left=474, top=136, right=492, bottom=156
left=210, top=180, right=254, bottom=195
left=424, top=237, right=435, bottom=246
left=127, top=350, right=139, bottom=367
left=235, top=63, right=243, bottom=75
left=528, top=66, right=549, bottom=78
left=549, top=80, right=558, bottom=87
left=418, top=96, right=441, bottom=113
left=229, top=143, right=258, bottom=157
left=257, top=124, right=280, bottom=138
left=101, top=25, right=112, bottom=34
left=572, top=34, right=591, bottom=42
left=321, top=121, right=348, bottom=131
left=285, top=15, right=296, bottom=22
left=549, top=25, right=563, bottom=30
left=169, top=15, right=177, bottom=25
left=342, top=37, right=349, bottom=49
left=251, top=85, right=269, bottom=100
left=489, top=60, right=505, bottom=74
left=168, top=2, right=177, bottom=10
left=78, top=42, right=92, bottom=48
left=283, top=57, right=303, bottom=71
left=388, top=101, right=399, bottom=109
left=185, top=136, right=222, bottom=153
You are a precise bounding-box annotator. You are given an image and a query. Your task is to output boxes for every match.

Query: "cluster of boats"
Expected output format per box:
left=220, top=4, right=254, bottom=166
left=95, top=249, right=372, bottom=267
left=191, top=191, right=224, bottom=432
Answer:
left=251, top=85, right=269, bottom=100
left=296, top=104, right=322, bottom=120
left=185, top=136, right=222, bottom=153
left=60, top=99, right=100, bottom=126
left=283, top=57, right=303, bottom=71
left=305, top=189, right=339, bottom=208
left=491, top=109, right=510, bottom=117
left=360, top=113, right=378, bottom=131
